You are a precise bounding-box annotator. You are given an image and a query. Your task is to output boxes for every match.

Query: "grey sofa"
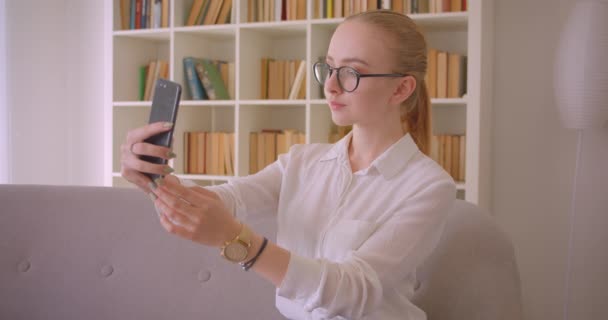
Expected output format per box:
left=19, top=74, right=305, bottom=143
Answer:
left=0, top=184, right=523, bottom=319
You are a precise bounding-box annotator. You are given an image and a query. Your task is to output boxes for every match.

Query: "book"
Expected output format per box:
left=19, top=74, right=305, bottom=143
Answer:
left=216, top=0, right=233, bottom=25
left=249, top=132, right=258, bottom=174
left=120, top=0, right=130, bottom=30
left=196, top=0, right=212, bottom=25
left=451, top=135, right=460, bottom=179
left=430, top=134, right=439, bottom=163
left=143, top=60, right=156, bottom=100
left=448, top=53, right=467, bottom=98
left=289, top=60, right=306, bottom=100
left=459, top=135, right=466, bottom=181
left=436, top=51, right=448, bottom=98
left=213, top=132, right=226, bottom=175
left=138, top=65, right=147, bottom=100
left=161, top=0, right=169, bottom=27
left=205, top=133, right=213, bottom=174
left=135, top=0, right=142, bottom=29
left=203, top=0, right=224, bottom=25
left=195, top=59, right=230, bottom=100
left=224, top=133, right=234, bottom=175
left=186, top=0, right=205, bottom=26
left=256, top=132, right=265, bottom=172
left=152, top=0, right=162, bottom=28
left=261, top=58, right=269, bottom=99
left=263, top=131, right=277, bottom=167
left=196, top=132, right=205, bottom=174
left=183, top=57, right=208, bottom=100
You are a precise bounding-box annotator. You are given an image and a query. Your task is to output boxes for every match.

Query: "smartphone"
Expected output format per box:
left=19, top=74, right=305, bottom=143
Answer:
left=140, top=79, right=182, bottom=181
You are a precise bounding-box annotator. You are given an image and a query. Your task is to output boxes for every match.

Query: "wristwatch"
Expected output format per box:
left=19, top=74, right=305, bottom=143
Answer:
left=220, top=223, right=251, bottom=263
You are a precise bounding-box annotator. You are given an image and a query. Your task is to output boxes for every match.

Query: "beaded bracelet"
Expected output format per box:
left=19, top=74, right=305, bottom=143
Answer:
left=241, top=237, right=268, bottom=271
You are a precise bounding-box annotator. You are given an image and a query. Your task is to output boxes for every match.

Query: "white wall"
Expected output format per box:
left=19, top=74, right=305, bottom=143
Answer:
left=5, top=0, right=105, bottom=185
left=493, top=1, right=608, bottom=319
left=0, top=0, right=9, bottom=183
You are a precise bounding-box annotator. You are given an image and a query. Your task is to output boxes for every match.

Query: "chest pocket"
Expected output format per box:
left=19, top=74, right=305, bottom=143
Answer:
left=323, top=219, right=377, bottom=261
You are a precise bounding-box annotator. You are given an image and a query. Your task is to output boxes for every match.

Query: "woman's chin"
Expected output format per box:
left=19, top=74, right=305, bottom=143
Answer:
left=330, top=115, right=352, bottom=127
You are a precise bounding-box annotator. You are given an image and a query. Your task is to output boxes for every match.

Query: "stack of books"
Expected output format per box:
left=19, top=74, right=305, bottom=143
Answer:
left=249, top=129, right=306, bottom=174
left=184, top=131, right=235, bottom=176
left=247, top=0, right=307, bottom=22
left=313, top=0, right=467, bottom=19
left=430, top=134, right=465, bottom=182
left=426, top=48, right=467, bottom=99
left=260, top=58, right=306, bottom=100
left=183, top=57, right=234, bottom=100
left=185, top=0, right=234, bottom=26
left=119, top=0, right=170, bottom=30
left=139, top=60, right=169, bottom=101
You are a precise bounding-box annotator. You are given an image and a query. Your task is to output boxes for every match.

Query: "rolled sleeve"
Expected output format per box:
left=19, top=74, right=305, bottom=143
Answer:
left=201, top=150, right=291, bottom=220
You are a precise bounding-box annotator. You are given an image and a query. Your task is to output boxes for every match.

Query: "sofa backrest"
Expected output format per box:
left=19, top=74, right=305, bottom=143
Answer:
left=0, top=184, right=523, bottom=320
left=412, top=200, right=524, bottom=320
left=0, top=184, right=284, bottom=320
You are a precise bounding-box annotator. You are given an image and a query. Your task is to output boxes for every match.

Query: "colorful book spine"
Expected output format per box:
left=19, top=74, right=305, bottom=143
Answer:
left=183, top=57, right=208, bottom=100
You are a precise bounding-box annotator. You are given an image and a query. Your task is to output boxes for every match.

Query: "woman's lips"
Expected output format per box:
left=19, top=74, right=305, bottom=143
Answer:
left=329, top=101, right=345, bottom=110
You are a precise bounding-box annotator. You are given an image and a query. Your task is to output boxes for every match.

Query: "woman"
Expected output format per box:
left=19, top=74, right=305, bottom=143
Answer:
left=121, top=10, right=456, bottom=320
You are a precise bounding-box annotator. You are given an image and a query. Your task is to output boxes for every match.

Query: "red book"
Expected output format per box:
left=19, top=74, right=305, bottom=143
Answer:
left=135, top=0, right=142, bottom=29
left=281, top=0, right=287, bottom=21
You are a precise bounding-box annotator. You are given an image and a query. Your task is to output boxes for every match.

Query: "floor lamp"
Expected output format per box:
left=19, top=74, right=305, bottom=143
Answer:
left=554, top=1, right=608, bottom=319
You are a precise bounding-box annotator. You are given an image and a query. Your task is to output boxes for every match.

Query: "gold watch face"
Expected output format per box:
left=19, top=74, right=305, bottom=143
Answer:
left=224, top=242, right=248, bottom=263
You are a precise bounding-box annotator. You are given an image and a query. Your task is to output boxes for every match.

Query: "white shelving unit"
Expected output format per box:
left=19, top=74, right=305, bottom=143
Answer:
left=105, top=0, right=494, bottom=209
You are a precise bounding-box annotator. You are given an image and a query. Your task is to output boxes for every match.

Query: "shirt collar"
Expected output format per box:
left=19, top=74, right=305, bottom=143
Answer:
left=319, top=131, right=420, bottom=179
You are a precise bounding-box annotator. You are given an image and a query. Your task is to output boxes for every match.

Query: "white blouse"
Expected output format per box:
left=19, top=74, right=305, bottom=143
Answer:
left=203, top=132, right=456, bottom=320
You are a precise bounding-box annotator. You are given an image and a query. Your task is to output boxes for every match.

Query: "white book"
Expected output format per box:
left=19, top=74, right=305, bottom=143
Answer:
left=288, top=60, right=306, bottom=100
left=153, top=0, right=162, bottom=28
left=276, top=0, right=282, bottom=21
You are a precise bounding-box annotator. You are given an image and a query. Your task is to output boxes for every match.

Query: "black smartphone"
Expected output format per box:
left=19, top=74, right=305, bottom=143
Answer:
left=140, top=79, right=182, bottom=181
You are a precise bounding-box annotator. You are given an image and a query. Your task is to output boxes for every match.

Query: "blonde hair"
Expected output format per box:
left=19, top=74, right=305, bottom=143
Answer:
left=345, top=10, right=431, bottom=155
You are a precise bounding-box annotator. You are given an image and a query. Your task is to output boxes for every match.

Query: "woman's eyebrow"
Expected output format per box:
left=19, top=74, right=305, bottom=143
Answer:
left=326, top=55, right=370, bottom=67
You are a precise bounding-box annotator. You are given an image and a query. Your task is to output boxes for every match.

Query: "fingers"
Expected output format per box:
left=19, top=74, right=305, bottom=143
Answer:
left=158, top=210, right=194, bottom=239
left=154, top=196, right=197, bottom=228
left=121, top=153, right=171, bottom=185
left=153, top=177, right=203, bottom=225
left=156, top=175, right=214, bottom=208
left=120, top=167, right=154, bottom=192
left=130, top=142, right=176, bottom=161
left=126, top=122, right=174, bottom=146
left=120, top=122, right=175, bottom=189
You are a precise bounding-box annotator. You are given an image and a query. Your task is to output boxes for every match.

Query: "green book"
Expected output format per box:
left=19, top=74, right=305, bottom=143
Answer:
left=195, top=59, right=230, bottom=100
left=138, top=65, right=147, bottom=101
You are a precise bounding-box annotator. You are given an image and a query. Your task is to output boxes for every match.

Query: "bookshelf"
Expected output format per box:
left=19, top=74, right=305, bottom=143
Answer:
left=105, top=0, right=494, bottom=209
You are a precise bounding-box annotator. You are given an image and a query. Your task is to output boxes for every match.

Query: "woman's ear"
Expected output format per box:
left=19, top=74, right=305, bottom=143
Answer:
left=390, top=75, right=417, bottom=105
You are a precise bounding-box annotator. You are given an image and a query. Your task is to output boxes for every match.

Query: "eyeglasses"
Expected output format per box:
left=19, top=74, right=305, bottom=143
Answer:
left=313, top=61, right=407, bottom=92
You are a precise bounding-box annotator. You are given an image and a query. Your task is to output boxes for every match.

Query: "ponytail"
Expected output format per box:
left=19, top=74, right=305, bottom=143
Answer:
left=402, top=78, right=431, bottom=155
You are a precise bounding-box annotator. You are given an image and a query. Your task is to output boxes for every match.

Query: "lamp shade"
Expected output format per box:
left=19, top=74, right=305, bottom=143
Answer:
left=554, top=0, right=608, bottom=129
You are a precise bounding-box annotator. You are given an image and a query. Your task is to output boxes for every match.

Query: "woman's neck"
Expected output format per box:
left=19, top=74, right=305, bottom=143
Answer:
left=348, top=123, right=405, bottom=173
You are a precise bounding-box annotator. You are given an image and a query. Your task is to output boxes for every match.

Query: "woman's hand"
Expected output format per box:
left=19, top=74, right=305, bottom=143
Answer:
left=151, top=175, right=240, bottom=248
left=120, top=121, right=176, bottom=193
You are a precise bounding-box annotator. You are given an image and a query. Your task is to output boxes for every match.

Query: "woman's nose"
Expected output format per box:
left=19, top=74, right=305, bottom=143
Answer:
left=324, top=71, right=342, bottom=96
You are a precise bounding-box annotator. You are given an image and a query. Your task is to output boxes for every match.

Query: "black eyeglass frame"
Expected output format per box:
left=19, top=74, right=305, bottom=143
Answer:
left=313, top=61, right=408, bottom=92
